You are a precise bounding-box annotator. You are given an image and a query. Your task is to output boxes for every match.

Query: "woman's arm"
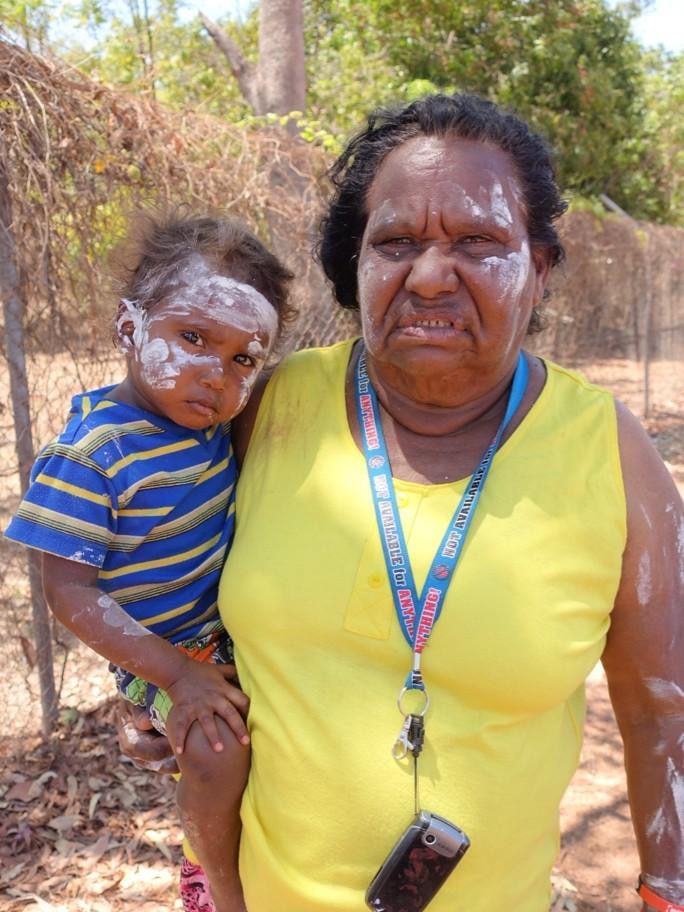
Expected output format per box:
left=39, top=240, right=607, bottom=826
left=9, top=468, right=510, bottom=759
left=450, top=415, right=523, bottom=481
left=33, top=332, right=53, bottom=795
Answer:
left=602, top=402, right=684, bottom=909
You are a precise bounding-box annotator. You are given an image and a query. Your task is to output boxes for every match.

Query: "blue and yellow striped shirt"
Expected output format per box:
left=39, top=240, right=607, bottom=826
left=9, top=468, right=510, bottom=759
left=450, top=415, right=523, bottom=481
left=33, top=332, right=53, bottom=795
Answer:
left=5, top=386, right=235, bottom=644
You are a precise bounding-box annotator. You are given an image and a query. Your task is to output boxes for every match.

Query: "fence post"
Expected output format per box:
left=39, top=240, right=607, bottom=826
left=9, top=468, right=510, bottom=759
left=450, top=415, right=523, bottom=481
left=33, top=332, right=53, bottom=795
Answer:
left=599, top=194, right=652, bottom=418
left=0, top=161, right=58, bottom=737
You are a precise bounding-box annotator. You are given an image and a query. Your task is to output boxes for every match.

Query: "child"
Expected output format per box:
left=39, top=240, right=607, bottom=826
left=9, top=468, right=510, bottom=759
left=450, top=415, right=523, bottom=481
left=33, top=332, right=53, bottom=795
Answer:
left=4, top=213, right=295, bottom=912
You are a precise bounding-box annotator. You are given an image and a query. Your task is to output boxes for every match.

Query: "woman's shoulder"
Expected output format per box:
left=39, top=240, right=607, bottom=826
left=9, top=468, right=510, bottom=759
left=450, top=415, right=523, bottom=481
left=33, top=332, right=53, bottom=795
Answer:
left=272, top=337, right=357, bottom=378
left=540, top=357, right=615, bottom=400
left=232, top=338, right=356, bottom=463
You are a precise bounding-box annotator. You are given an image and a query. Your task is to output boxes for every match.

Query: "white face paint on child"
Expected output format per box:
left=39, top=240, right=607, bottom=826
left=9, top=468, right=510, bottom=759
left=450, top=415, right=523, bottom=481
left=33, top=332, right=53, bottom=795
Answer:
left=115, top=258, right=278, bottom=429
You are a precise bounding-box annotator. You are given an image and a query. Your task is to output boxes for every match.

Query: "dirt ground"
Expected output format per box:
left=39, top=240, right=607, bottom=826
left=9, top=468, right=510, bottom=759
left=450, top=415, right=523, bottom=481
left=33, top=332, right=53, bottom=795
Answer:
left=1, top=357, right=682, bottom=912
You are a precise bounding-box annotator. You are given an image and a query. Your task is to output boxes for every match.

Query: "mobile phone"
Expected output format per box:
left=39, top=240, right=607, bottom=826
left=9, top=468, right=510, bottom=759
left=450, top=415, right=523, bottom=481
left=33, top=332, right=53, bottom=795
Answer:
left=365, top=811, right=470, bottom=912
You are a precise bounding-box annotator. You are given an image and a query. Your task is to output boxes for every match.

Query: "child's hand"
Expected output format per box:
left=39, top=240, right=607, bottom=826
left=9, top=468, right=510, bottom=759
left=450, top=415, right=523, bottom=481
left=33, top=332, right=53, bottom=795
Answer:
left=165, top=661, right=250, bottom=755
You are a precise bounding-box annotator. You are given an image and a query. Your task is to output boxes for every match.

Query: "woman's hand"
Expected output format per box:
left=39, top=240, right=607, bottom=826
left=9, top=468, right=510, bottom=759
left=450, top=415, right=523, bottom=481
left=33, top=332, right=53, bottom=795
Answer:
left=165, top=661, right=250, bottom=755
left=116, top=700, right=179, bottom=774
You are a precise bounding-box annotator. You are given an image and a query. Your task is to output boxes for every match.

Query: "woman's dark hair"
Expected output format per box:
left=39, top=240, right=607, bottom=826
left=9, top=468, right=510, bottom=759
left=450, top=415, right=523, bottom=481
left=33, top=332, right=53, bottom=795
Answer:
left=319, top=93, right=567, bottom=331
left=117, top=211, right=296, bottom=341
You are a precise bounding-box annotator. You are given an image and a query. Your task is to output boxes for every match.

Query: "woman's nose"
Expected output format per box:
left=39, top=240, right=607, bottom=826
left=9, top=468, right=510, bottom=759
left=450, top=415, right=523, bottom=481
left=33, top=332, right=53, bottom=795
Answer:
left=404, top=245, right=459, bottom=298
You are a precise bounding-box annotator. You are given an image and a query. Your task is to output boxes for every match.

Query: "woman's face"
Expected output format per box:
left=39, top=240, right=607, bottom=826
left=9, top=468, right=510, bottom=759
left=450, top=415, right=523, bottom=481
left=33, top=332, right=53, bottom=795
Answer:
left=357, top=135, right=551, bottom=386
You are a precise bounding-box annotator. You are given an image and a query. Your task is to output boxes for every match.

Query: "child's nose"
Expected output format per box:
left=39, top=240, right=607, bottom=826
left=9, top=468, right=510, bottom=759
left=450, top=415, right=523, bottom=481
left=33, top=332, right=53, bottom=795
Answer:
left=201, top=359, right=226, bottom=390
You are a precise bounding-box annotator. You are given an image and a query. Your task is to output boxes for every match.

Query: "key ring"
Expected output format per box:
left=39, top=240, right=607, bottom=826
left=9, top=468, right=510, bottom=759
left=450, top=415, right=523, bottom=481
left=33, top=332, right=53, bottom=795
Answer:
left=397, top=685, right=430, bottom=718
left=392, top=687, right=430, bottom=759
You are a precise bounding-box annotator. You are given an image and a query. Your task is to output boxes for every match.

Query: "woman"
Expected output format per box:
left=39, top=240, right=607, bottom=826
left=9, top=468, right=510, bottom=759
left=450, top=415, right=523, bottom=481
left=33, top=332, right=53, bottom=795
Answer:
left=122, top=93, right=684, bottom=912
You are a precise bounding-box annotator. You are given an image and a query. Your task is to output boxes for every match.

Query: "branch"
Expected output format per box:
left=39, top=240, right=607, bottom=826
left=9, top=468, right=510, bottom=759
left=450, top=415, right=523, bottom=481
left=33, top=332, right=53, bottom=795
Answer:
left=198, top=12, right=260, bottom=112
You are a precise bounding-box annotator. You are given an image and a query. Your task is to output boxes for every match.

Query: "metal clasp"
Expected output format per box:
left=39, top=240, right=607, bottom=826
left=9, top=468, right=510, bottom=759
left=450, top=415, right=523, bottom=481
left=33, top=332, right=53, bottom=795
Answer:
left=392, top=715, right=412, bottom=760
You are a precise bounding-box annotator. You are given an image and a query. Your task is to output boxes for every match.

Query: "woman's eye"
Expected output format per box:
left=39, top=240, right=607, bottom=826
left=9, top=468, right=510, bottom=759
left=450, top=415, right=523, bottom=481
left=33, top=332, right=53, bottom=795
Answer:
left=234, top=353, right=256, bottom=368
left=461, top=235, right=490, bottom=246
left=181, top=331, right=204, bottom=347
left=457, top=236, right=502, bottom=256
left=376, top=237, right=415, bottom=257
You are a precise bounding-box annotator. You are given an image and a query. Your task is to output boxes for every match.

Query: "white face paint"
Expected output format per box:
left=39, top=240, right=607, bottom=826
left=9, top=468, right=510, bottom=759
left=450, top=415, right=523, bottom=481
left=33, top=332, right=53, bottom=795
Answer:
left=98, top=593, right=151, bottom=638
left=487, top=178, right=515, bottom=230
left=114, top=257, right=278, bottom=428
left=164, top=256, right=278, bottom=338
left=480, top=240, right=532, bottom=303
left=247, top=337, right=269, bottom=358
left=645, top=757, right=684, bottom=870
left=444, top=179, right=515, bottom=232
left=640, top=503, right=654, bottom=529
left=636, top=550, right=653, bottom=606
left=119, top=275, right=276, bottom=393
left=356, top=135, right=544, bottom=389
left=645, top=678, right=684, bottom=702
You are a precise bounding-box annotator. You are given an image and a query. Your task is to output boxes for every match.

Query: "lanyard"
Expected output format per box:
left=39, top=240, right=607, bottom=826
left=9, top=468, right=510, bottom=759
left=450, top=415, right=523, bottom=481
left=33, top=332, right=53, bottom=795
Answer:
left=355, top=349, right=529, bottom=747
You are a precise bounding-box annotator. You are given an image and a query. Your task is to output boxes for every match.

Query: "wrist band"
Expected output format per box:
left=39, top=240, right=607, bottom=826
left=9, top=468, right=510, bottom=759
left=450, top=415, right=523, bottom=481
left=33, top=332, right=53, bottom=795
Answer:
left=638, top=878, right=684, bottom=911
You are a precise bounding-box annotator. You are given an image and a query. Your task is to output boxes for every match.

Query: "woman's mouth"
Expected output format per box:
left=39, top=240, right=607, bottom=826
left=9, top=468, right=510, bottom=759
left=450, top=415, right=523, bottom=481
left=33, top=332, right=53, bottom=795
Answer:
left=412, top=319, right=453, bottom=328
left=398, top=315, right=468, bottom=338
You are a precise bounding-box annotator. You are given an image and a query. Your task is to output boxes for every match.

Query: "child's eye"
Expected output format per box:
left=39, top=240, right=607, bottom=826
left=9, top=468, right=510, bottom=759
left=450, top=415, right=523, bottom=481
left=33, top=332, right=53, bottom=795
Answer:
left=234, top=353, right=256, bottom=368
left=181, top=331, right=205, bottom=347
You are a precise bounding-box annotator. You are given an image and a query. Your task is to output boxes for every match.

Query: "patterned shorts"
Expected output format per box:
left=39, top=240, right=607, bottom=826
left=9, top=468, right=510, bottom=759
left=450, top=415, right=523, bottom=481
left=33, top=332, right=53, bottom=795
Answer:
left=179, top=856, right=216, bottom=912
left=110, top=627, right=234, bottom=736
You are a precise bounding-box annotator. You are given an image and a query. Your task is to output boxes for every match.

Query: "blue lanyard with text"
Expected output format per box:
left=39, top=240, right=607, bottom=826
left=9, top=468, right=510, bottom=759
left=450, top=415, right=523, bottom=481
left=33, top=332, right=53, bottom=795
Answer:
left=355, top=349, right=529, bottom=746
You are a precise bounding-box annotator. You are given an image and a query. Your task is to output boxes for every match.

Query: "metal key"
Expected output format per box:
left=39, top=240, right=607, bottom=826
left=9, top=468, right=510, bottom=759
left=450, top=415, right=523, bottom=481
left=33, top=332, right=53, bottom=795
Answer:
left=408, top=713, right=425, bottom=758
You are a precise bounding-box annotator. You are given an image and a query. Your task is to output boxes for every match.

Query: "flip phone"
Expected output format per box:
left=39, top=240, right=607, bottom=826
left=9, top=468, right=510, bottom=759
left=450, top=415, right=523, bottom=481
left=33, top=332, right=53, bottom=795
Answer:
left=365, top=811, right=470, bottom=912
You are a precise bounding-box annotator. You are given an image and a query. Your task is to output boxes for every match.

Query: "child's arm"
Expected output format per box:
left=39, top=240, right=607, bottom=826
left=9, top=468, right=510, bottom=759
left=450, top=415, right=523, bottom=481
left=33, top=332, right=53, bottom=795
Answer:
left=42, top=552, right=249, bottom=754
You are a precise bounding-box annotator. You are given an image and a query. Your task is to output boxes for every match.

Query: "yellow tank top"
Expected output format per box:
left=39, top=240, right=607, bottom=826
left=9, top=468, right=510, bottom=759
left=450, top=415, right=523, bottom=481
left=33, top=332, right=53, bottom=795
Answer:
left=219, top=339, right=626, bottom=912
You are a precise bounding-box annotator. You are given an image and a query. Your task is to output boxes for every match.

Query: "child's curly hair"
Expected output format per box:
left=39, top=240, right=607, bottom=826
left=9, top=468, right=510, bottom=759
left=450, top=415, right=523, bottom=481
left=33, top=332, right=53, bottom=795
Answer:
left=115, top=209, right=297, bottom=344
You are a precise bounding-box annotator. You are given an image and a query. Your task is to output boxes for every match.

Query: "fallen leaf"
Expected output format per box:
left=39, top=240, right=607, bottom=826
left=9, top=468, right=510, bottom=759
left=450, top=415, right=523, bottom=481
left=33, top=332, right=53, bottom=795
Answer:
left=28, top=771, right=57, bottom=801
left=88, top=793, right=101, bottom=819
left=7, top=781, right=35, bottom=803
left=55, top=837, right=85, bottom=855
left=47, top=814, right=81, bottom=833
left=66, top=775, right=78, bottom=803
left=85, top=832, right=111, bottom=861
left=0, top=859, right=26, bottom=882
left=87, top=776, right=110, bottom=789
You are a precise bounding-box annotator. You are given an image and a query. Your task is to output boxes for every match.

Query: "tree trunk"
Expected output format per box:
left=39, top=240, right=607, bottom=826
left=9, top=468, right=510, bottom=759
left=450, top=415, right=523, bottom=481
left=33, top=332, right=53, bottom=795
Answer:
left=0, top=160, right=58, bottom=738
left=201, top=0, right=305, bottom=118
left=199, top=12, right=261, bottom=111
left=257, top=0, right=305, bottom=116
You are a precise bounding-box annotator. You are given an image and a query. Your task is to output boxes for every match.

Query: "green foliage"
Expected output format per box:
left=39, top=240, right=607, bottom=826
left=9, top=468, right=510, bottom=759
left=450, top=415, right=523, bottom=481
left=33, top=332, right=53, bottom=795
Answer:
left=304, top=0, right=679, bottom=223
left=639, top=48, right=684, bottom=225
left=0, top=0, right=54, bottom=50
left=236, top=109, right=341, bottom=152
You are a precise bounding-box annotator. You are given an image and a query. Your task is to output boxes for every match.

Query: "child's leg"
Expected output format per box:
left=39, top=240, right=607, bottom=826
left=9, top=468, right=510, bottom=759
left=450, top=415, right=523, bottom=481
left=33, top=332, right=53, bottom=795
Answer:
left=173, top=715, right=250, bottom=912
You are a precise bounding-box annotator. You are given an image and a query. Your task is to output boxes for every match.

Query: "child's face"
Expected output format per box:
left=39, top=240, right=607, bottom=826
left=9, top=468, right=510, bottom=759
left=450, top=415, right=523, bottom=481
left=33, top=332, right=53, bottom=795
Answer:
left=117, top=271, right=277, bottom=429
